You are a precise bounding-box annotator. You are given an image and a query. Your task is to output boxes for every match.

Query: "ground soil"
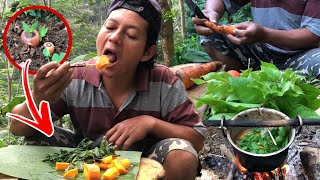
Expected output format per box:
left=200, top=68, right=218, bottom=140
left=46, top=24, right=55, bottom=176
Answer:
left=6, top=9, right=68, bottom=71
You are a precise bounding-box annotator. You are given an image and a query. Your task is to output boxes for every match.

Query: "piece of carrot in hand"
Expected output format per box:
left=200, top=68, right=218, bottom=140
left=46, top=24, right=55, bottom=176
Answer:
left=204, top=21, right=236, bottom=35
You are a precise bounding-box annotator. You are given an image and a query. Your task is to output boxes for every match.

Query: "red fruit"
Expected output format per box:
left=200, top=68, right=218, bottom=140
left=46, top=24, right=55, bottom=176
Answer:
left=228, top=70, right=240, bottom=77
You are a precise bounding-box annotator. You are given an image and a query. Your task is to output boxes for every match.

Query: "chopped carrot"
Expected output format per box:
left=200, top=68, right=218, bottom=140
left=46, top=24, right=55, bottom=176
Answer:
left=63, top=168, right=78, bottom=179
left=120, top=159, right=131, bottom=169
left=204, top=21, right=237, bottom=35
left=101, top=155, right=113, bottom=164
left=113, top=159, right=127, bottom=175
left=95, top=162, right=114, bottom=170
left=55, top=162, right=70, bottom=171
left=96, top=55, right=110, bottom=70
left=101, top=167, right=120, bottom=180
left=83, top=164, right=100, bottom=180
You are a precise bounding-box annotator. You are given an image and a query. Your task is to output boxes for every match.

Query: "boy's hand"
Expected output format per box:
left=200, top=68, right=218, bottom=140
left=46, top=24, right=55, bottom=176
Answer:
left=32, top=62, right=73, bottom=105
left=105, top=115, right=155, bottom=150
left=192, top=10, right=219, bottom=36
left=227, top=21, right=266, bottom=45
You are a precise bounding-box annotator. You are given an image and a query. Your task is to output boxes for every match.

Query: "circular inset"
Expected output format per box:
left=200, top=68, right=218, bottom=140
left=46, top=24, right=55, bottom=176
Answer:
left=3, top=6, right=72, bottom=74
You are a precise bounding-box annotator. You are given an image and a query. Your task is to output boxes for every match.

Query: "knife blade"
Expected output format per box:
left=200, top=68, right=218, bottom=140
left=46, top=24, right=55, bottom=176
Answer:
left=184, top=0, right=208, bottom=19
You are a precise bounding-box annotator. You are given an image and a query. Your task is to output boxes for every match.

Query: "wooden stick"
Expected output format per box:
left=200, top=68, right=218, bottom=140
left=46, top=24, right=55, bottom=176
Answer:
left=70, top=64, right=95, bottom=68
left=267, top=128, right=277, bottom=146
left=203, top=118, right=320, bottom=127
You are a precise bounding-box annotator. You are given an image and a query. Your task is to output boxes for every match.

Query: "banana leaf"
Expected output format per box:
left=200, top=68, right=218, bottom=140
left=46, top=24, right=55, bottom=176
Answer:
left=0, top=145, right=141, bottom=180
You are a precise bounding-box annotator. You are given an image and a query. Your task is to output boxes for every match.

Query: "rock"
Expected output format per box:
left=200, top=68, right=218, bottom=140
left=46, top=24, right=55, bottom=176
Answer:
left=300, top=147, right=320, bottom=180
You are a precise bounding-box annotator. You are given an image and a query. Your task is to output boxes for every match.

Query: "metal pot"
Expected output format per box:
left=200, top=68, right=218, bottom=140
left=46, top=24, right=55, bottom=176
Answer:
left=226, top=108, right=296, bottom=172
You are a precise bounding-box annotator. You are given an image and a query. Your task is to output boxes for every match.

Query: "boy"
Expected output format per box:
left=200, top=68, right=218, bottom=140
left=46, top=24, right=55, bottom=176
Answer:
left=10, top=0, right=205, bottom=179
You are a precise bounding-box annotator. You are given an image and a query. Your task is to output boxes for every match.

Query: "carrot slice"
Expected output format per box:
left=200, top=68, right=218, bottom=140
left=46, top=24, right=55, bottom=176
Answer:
left=101, top=167, right=120, bottom=180
left=55, top=162, right=70, bottom=171
left=95, top=162, right=114, bottom=170
left=63, top=168, right=78, bottom=179
left=113, top=159, right=127, bottom=175
left=101, top=155, right=113, bottom=164
left=96, top=55, right=110, bottom=70
left=83, top=163, right=100, bottom=180
left=120, top=159, right=131, bottom=169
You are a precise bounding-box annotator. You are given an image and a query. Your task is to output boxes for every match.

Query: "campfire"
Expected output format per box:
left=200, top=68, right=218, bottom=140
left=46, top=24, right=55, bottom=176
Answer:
left=217, top=144, right=291, bottom=180
left=232, top=154, right=287, bottom=180
left=199, top=108, right=320, bottom=180
left=199, top=131, right=320, bottom=180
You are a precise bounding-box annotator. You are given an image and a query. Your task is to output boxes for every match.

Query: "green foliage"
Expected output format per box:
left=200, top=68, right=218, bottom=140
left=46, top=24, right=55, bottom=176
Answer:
left=39, top=26, right=48, bottom=41
left=220, top=3, right=253, bottom=24
left=238, top=127, right=290, bottom=154
left=0, top=96, right=26, bottom=114
left=0, top=129, right=24, bottom=147
left=43, top=138, right=116, bottom=166
left=24, top=10, right=41, bottom=20
left=172, top=35, right=204, bottom=66
left=195, top=62, right=320, bottom=120
left=52, top=52, right=66, bottom=63
left=43, top=47, right=51, bottom=57
left=22, top=20, right=38, bottom=36
left=43, top=49, right=66, bottom=63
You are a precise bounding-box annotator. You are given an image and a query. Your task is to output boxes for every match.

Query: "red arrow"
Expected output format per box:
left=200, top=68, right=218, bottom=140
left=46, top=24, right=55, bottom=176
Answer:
left=7, top=59, right=54, bottom=137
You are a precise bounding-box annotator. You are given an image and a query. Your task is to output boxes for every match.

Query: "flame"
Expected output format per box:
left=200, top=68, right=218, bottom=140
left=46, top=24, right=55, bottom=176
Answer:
left=233, top=155, right=248, bottom=173
left=253, top=165, right=287, bottom=180
left=254, top=172, right=270, bottom=180
left=234, top=155, right=287, bottom=180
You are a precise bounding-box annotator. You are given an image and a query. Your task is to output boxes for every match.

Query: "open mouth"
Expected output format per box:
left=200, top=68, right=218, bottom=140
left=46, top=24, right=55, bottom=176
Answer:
left=103, top=49, right=117, bottom=64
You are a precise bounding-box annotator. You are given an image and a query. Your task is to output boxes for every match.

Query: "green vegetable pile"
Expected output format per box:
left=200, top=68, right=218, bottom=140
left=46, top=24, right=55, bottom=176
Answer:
left=43, top=138, right=115, bottom=171
left=194, top=62, right=320, bottom=120
left=237, top=127, right=290, bottom=154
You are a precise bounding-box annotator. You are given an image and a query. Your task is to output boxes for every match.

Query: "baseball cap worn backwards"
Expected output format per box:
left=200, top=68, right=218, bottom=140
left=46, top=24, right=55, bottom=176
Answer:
left=107, top=0, right=162, bottom=46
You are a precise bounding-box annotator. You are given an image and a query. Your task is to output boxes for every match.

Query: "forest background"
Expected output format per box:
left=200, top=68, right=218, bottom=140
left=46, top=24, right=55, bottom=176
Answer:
left=0, top=0, right=251, bottom=147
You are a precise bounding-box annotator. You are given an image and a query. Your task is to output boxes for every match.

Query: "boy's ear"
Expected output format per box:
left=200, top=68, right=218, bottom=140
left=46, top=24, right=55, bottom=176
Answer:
left=141, top=45, right=157, bottom=62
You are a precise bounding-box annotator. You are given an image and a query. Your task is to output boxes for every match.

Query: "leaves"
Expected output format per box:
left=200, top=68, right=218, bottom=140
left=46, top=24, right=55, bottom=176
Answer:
left=52, top=52, right=66, bottom=63
left=195, top=62, right=320, bottom=120
left=0, top=96, right=25, bottom=114
left=43, top=138, right=116, bottom=164
left=39, top=26, right=48, bottom=41
left=43, top=48, right=50, bottom=57
left=238, top=127, right=290, bottom=154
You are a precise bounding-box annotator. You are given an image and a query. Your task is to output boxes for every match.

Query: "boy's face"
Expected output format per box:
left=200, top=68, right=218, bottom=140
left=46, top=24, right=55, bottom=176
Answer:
left=96, top=8, right=151, bottom=78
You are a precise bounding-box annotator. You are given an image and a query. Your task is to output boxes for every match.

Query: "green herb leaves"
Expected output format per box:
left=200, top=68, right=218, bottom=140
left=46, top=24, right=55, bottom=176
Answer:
left=195, top=62, right=320, bottom=120
left=238, top=127, right=290, bottom=154
left=22, top=21, right=38, bottom=37
left=43, top=138, right=116, bottom=169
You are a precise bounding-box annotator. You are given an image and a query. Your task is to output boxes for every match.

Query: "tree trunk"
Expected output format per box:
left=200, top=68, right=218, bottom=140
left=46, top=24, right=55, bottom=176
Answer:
left=158, top=0, right=174, bottom=67
left=178, top=0, right=186, bottom=39
left=5, top=59, right=13, bottom=102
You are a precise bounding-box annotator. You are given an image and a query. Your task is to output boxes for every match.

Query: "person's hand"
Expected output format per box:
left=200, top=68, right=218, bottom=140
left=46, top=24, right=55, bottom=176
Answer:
left=104, top=115, right=155, bottom=150
left=32, top=61, right=73, bottom=104
left=227, top=21, right=266, bottom=45
left=192, top=10, right=219, bottom=36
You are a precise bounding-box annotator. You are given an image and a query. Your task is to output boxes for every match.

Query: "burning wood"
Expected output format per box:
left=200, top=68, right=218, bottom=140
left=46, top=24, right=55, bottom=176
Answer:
left=220, top=144, right=289, bottom=180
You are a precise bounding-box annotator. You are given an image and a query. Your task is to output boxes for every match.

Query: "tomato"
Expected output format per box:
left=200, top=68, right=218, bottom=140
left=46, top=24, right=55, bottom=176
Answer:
left=227, top=70, right=240, bottom=77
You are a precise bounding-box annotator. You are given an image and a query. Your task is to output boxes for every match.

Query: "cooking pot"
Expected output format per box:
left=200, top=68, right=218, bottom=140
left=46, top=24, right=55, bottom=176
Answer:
left=226, top=108, right=296, bottom=172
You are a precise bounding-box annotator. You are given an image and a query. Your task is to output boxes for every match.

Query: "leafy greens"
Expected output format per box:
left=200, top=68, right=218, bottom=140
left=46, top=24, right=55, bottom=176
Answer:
left=194, top=62, right=320, bottom=120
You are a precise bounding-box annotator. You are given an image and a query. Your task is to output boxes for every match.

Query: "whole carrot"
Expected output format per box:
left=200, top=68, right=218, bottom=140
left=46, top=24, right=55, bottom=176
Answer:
left=175, top=61, right=223, bottom=89
left=204, top=21, right=237, bottom=35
